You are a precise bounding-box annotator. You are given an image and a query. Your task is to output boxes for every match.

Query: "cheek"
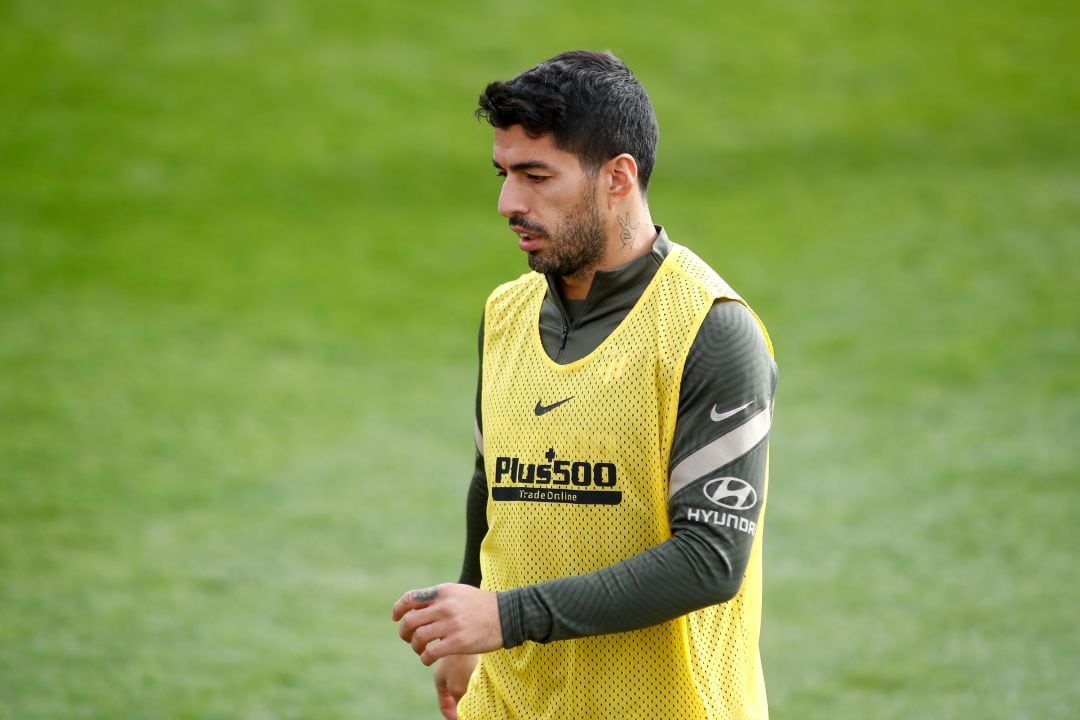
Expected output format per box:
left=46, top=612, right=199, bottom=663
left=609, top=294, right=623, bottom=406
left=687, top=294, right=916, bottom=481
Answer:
left=548, top=186, right=590, bottom=220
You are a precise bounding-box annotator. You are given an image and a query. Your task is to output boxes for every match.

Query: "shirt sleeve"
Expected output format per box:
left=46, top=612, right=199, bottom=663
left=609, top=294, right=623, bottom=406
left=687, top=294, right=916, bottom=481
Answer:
left=458, top=314, right=488, bottom=588
left=497, top=300, right=777, bottom=646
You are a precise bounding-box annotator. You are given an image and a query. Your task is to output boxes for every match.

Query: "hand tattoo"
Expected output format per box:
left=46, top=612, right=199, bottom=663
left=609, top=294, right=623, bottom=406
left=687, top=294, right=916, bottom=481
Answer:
left=411, top=586, right=440, bottom=603
left=618, top=213, right=639, bottom=247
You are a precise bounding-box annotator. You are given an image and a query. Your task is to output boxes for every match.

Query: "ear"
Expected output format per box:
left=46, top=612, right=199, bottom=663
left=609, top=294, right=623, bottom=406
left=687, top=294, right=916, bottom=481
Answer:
left=605, top=153, right=639, bottom=208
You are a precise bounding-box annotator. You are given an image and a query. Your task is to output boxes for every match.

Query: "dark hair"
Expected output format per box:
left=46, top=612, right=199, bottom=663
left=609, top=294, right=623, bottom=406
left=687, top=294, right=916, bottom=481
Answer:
left=476, top=50, right=659, bottom=194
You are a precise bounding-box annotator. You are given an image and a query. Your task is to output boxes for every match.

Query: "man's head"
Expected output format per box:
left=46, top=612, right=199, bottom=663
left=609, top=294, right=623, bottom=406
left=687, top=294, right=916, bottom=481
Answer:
left=477, top=51, right=659, bottom=289
left=476, top=50, right=659, bottom=196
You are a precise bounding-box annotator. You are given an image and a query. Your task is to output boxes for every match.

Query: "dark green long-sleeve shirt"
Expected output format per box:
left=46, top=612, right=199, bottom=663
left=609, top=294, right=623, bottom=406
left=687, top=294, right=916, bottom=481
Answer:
left=460, top=228, right=778, bottom=647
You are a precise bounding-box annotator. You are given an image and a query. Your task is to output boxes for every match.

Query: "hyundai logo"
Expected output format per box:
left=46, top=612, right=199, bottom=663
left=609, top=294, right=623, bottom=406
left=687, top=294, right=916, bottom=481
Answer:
left=703, top=477, right=757, bottom=511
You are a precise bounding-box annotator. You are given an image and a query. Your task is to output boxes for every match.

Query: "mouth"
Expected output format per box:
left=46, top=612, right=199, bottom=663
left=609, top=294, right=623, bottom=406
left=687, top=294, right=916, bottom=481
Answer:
left=511, top=224, right=546, bottom=253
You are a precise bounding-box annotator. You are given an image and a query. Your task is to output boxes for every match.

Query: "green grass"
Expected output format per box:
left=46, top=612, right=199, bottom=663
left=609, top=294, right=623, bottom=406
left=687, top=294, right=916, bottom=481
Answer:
left=2, top=1, right=1077, bottom=718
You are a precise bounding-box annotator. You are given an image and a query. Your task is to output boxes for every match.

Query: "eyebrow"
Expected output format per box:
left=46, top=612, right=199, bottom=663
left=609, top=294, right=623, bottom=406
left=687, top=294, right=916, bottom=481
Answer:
left=492, top=159, right=555, bottom=173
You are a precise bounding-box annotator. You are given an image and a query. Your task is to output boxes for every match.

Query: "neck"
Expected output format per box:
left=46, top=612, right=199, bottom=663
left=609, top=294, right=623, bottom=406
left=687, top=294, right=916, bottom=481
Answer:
left=559, top=204, right=656, bottom=300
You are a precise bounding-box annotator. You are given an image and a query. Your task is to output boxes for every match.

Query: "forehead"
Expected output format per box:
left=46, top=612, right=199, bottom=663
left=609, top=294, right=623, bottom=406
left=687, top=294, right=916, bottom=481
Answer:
left=492, top=125, right=584, bottom=172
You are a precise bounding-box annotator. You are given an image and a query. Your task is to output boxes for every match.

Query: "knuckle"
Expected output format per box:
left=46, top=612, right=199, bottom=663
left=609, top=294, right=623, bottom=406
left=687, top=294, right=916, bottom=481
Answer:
left=412, top=628, right=434, bottom=651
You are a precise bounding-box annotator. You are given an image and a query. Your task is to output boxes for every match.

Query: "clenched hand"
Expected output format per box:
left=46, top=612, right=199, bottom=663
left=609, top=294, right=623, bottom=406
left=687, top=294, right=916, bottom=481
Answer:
left=392, top=583, right=503, bottom=666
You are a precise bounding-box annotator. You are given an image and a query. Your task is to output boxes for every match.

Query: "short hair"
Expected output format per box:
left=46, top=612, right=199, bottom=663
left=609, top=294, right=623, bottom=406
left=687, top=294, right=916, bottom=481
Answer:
left=476, top=50, right=659, bottom=194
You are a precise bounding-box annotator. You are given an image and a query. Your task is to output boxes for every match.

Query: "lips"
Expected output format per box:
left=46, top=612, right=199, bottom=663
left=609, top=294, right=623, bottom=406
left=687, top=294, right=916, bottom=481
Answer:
left=518, top=236, right=543, bottom=252
left=512, top=225, right=545, bottom=253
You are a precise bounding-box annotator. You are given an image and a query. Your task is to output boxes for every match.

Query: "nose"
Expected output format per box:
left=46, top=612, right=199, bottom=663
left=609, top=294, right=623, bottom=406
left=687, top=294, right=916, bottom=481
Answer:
left=497, top=177, right=527, bottom=218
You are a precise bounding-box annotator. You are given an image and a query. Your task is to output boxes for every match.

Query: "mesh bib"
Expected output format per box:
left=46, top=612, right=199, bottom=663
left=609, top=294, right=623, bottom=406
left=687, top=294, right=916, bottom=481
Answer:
left=461, top=245, right=770, bottom=720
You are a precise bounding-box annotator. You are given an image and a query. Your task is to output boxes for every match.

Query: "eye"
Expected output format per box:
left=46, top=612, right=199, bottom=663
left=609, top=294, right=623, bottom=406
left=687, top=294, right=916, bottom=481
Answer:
left=526, top=174, right=547, bottom=184
left=495, top=170, right=507, bottom=178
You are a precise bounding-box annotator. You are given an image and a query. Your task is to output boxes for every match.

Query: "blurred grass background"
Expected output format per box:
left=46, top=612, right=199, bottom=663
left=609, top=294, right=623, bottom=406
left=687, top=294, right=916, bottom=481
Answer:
left=1, top=1, right=1077, bottom=718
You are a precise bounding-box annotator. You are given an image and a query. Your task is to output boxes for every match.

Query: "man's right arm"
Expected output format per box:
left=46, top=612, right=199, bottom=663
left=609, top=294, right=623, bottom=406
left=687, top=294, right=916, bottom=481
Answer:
left=458, top=314, right=488, bottom=588
left=458, top=451, right=487, bottom=587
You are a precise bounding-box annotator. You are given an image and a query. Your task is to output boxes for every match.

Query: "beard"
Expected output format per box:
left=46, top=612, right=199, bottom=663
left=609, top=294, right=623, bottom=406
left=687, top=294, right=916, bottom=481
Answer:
left=513, top=189, right=605, bottom=279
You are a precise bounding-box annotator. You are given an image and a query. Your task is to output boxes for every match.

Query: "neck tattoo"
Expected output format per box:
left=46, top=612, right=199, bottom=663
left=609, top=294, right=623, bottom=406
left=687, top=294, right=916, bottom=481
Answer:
left=618, top=212, right=639, bottom=247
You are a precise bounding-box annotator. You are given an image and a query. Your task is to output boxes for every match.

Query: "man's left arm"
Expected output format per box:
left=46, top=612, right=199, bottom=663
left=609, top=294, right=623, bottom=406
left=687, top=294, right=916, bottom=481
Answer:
left=496, top=299, right=778, bottom=645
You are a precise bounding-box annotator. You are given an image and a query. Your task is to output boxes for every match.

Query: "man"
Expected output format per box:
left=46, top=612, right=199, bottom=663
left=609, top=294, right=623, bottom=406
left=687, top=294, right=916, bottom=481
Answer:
left=393, top=50, right=777, bottom=720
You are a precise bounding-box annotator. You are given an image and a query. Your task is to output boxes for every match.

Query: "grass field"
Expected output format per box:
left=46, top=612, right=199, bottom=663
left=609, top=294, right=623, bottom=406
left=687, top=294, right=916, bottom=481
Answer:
left=2, top=1, right=1078, bottom=718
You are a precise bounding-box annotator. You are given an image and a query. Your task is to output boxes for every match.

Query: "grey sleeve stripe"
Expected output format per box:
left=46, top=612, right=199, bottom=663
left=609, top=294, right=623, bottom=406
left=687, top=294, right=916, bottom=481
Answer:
left=669, top=406, right=771, bottom=497
left=475, top=420, right=484, bottom=456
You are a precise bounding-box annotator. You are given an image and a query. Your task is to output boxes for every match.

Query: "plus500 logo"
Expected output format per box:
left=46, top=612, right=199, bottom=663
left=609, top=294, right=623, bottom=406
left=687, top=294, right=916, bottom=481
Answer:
left=494, top=450, right=617, bottom=487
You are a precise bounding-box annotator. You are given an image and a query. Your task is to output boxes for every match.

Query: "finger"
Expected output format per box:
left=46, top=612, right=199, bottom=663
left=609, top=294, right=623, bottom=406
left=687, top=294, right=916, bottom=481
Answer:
left=408, top=585, right=443, bottom=605
left=437, top=687, right=459, bottom=720
left=391, top=594, right=412, bottom=621
left=392, top=585, right=442, bottom=620
left=392, top=591, right=426, bottom=621
left=397, top=604, right=441, bottom=643
left=411, top=619, right=449, bottom=657
left=421, top=633, right=459, bottom=666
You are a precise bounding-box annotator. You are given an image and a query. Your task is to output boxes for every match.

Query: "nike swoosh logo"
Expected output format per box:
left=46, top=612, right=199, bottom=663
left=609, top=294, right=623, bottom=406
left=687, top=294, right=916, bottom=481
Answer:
left=534, top=397, right=573, bottom=416
left=710, top=400, right=755, bottom=423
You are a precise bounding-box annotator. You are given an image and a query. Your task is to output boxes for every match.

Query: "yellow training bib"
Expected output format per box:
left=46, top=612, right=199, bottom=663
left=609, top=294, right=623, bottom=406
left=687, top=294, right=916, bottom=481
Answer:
left=461, top=245, right=769, bottom=720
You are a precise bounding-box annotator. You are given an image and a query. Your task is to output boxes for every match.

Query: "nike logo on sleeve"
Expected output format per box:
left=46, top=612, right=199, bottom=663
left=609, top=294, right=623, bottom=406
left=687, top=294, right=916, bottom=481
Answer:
left=710, top=400, right=755, bottom=423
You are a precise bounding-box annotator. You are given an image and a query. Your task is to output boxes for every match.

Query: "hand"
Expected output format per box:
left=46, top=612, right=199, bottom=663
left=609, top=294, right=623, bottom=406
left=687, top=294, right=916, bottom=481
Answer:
left=391, top=583, right=503, bottom=666
left=434, top=653, right=479, bottom=720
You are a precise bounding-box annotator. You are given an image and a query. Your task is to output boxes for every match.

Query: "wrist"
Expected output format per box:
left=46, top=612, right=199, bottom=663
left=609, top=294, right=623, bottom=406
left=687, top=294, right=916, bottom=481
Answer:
left=496, top=589, right=524, bottom=648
